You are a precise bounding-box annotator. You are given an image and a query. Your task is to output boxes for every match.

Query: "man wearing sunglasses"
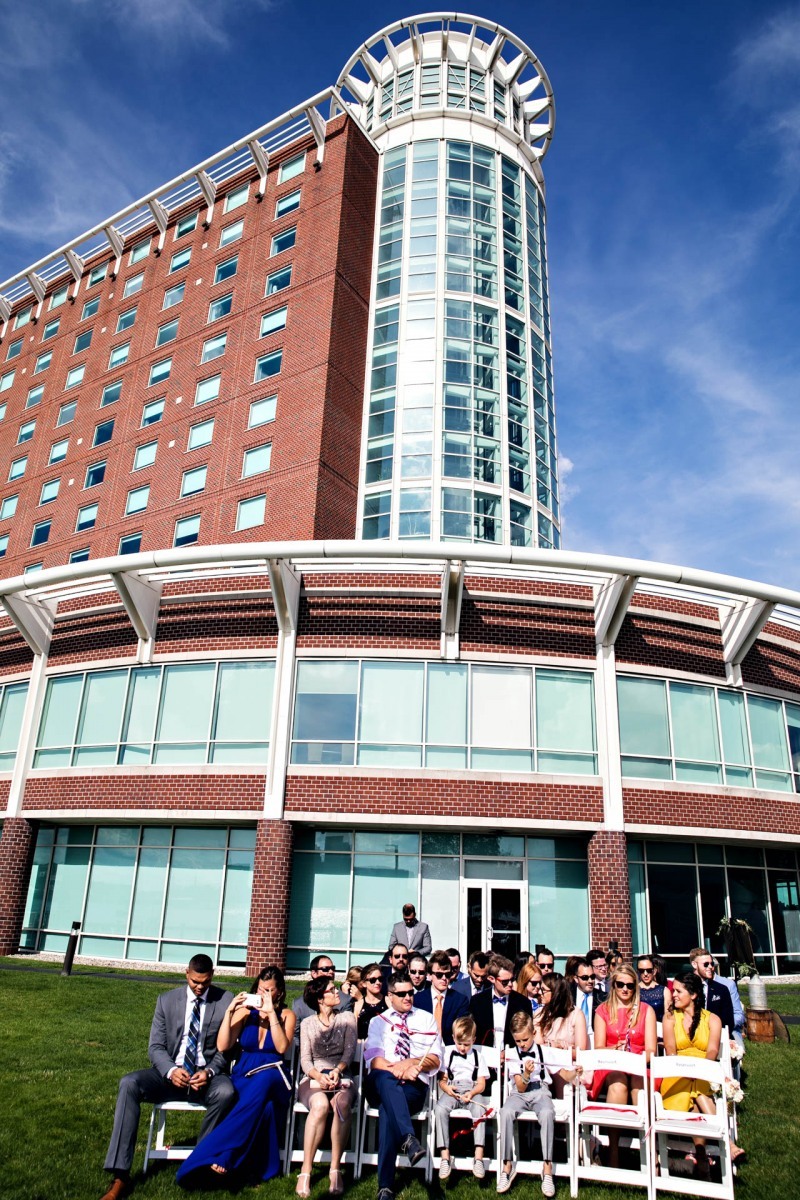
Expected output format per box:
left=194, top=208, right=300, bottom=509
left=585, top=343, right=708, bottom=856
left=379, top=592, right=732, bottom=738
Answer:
left=570, top=958, right=599, bottom=1035
left=408, top=955, right=429, bottom=993
left=364, top=972, right=443, bottom=1200
left=469, top=955, right=530, bottom=1050
left=414, top=949, right=469, bottom=1044
left=388, top=902, right=432, bottom=957
left=292, top=954, right=353, bottom=1035
left=690, top=947, right=735, bottom=1034
left=381, top=943, right=411, bottom=993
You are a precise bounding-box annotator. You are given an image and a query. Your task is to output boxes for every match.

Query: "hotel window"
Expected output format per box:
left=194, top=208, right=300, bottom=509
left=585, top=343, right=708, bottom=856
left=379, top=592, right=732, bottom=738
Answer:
left=9, top=457, right=27, bottom=481
left=181, top=465, right=207, bottom=496
left=126, top=485, right=150, bottom=515
left=175, top=212, right=198, bottom=238
left=195, top=375, right=221, bottom=405
left=76, top=504, right=98, bottom=532
left=133, top=441, right=157, bottom=470
left=129, top=238, right=150, bottom=264
left=142, top=398, right=165, bottom=426
left=163, top=281, right=185, bottom=309
left=14, top=306, right=32, bottom=329
left=74, top=330, right=93, bottom=354
left=224, top=183, right=249, bottom=212
left=278, top=152, right=305, bottom=182
left=57, top=400, right=76, bottom=426
left=49, top=284, right=69, bottom=310
left=156, top=319, right=179, bottom=347
left=0, top=534, right=8, bottom=557
left=220, top=219, right=244, bottom=247
left=260, top=307, right=287, bottom=337
left=93, top=420, right=114, bottom=447
left=242, top=443, right=272, bottom=478
left=123, top=272, right=144, bottom=298
left=119, top=532, right=142, bottom=554
left=88, top=263, right=107, bottom=286
left=235, top=494, right=266, bottom=531
left=82, top=297, right=100, bottom=319
left=208, top=293, right=232, bottom=322
left=174, top=514, right=200, bottom=547
left=254, top=350, right=282, bottom=382
left=39, top=479, right=60, bottom=504
left=270, top=227, right=296, bottom=255
left=26, top=563, right=43, bottom=573
left=42, top=318, right=60, bottom=340
left=66, top=364, right=86, bottom=388
left=266, top=265, right=291, bottom=295
left=188, top=418, right=214, bottom=450
left=6, top=339, right=22, bottom=361
left=0, top=370, right=15, bottom=392
left=169, top=247, right=191, bottom=273
left=0, top=403, right=5, bottom=421
left=18, top=420, right=35, bottom=444
left=84, top=461, right=106, bottom=488
left=116, top=307, right=137, bottom=333
left=1, top=495, right=18, bottom=520
left=70, top=547, right=90, bottom=563
left=101, top=380, right=122, bottom=407
left=49, top=439, right=69, bottom=464
left=249, top=395, right=276, bottom=428
left=34, top=351, right=52, bottom=374
left=275, top=188, right=301, bottom=217
left=26, top=385, right=44, bottom=408
left=148, top=358, right=171, bottom=386
left=31, top=520, right=51, bottom=547
left=200, top=332, right=227, bottom=363
left=108, top=344, right=129, bottom=369
left=214, top=255, right=238, bottom=284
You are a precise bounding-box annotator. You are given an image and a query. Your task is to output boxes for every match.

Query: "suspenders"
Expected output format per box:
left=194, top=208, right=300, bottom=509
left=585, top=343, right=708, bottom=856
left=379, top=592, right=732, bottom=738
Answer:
left=446, top=1047, right=480, bottom=1083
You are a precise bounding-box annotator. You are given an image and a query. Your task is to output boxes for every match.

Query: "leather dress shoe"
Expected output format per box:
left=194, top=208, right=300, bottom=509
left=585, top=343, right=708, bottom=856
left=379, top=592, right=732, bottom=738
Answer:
left=100, top=1178, right=129, bottom=1200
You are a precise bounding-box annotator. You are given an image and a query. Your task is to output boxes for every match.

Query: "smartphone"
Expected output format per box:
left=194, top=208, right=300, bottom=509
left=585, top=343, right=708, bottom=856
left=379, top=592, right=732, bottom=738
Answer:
left=242, top=994, right=263, bottom=1008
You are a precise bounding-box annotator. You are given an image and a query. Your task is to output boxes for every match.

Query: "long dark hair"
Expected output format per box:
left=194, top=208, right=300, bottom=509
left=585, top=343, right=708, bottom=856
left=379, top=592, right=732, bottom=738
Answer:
left=671, top=971, right=704, bottom=1040
left=251, top=964, right=286, bottom=1013
left=537, top=972, right=574, bottom=1039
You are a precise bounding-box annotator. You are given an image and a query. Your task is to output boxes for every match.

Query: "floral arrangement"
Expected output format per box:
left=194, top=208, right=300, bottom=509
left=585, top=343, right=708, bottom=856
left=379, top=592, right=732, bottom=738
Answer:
left=712, top=1076, right=744, bottom=1104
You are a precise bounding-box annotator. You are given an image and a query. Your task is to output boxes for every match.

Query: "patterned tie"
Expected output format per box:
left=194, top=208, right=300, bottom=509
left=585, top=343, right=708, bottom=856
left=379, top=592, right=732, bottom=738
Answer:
left=434, top=994, right=443, bottom=1033
left=183, top=997, right=202, bottom=1077
left=396, top=1017, right=411, bottom=1060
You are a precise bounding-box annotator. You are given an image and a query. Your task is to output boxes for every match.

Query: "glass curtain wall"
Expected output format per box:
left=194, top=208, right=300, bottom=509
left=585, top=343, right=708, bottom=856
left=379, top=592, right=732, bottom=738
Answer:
left=22, top=824, right=255, bottom=965
left=0, top=680, right=28, bottom=767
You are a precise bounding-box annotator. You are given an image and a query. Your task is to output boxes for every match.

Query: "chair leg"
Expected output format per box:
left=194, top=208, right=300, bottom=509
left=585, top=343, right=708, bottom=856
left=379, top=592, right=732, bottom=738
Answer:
left=143, top=1107, right=157, bottom=1176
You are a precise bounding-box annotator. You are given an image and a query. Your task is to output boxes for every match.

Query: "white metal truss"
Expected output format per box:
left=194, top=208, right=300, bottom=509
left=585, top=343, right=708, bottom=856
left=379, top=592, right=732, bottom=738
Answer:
left=440, top=559, right=465, bottom=659
left=594, top=573, right=639, bottom=646
left=720, top=596, right=775, bottom=667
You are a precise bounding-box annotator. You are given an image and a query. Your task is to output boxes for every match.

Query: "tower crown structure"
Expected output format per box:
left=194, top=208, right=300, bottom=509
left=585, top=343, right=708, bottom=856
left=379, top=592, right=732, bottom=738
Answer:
left=339, top=15, right=561, bottom=549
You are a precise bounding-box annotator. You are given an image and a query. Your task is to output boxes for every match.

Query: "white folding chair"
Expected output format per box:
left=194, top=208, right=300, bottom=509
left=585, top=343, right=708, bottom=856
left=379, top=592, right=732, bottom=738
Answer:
left=285, top=1044, right=363, bottom=1174
left=649, top=1055, right=733, bottom=1200
left=356, top=1071, right=434, bottom=1183
left=504, top=1046, right=577, bottom=1198
left=143, top=1099, right=207, bottom=1173
left=429, top=1045, right=502, bottom=1179
left=718, top=1029, right=739, bottom=1143
left=574, top=1048, right=652, bottom=1198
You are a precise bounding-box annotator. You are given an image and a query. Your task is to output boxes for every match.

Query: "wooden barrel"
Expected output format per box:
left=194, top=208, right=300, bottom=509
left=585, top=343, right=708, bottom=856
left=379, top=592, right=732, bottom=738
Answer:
left=746, top=1008, right=775, bottom=1043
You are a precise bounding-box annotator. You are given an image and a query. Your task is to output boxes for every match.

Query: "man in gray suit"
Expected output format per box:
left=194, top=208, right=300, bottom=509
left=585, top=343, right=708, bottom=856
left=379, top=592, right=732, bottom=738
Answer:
left=100, top=954, right=235, bottom=1200
left=388, top=902, right=432, bottom=956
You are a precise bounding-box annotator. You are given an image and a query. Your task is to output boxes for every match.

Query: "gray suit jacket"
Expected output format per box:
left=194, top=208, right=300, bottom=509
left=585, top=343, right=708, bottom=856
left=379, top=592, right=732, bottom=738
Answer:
left=148, top=984, right=234, bottom=1079
left=388, top=919, right=432, bottom=956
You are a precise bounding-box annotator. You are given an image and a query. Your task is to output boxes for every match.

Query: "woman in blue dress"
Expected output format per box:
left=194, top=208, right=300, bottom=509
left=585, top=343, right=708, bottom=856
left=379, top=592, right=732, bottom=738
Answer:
left=177, top=965, right=296, bottom=1185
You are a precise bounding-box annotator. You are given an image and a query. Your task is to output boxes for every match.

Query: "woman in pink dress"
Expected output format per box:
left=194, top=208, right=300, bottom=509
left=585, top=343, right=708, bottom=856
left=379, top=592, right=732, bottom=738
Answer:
left=532, top=973, right=588, bottom=1098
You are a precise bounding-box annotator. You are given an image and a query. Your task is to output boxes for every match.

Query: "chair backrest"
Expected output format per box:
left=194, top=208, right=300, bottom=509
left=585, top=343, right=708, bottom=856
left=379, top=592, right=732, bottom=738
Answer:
left=649, top=1054, right=726, bottom=1088
left=577, top=1047, right=648, bottom=1078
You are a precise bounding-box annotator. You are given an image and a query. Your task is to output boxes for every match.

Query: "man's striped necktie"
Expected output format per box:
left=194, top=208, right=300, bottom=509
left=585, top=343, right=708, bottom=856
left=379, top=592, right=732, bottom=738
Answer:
left=183, top=997, right=202, bottom=1077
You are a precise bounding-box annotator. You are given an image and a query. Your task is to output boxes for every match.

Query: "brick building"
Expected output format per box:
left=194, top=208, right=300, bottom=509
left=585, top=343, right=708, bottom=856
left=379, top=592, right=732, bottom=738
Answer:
left=0, top=15, right=798, bottom=977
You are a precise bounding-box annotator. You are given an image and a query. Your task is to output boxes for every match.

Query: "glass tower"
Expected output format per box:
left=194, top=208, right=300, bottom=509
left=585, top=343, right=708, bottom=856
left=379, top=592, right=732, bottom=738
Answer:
left=338, top=14, right=559, bottom=548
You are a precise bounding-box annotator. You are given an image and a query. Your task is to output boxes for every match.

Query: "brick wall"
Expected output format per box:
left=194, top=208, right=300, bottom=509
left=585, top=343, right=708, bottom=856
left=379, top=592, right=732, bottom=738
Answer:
left=246, top=818, right=293, bottom=972
left=297, top=593, right=441, bottom=649
left=623, top=785, right=800, bottom=836
left=154, top=596, right=278, bottom=654
left=460, top=597, right=596, bottom=658
left=22, top=773, right=266, bottom=812
left=0, top=623, right=34, bottom=677
left=741, top=638, right=800, bottom=693
left=0, top=817, right=36, bottom=955
left=587, top=830, right=631, bottom=959
left=615, top=614, right=726, bottom=677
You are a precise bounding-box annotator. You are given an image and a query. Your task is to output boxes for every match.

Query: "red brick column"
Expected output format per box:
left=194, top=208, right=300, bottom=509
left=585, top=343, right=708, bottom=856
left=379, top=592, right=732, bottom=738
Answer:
left=587, top=830, right=632, bottom=961
left=246, top=818, right=294, bottom=973
left=0, top=817, right=36, bottom=956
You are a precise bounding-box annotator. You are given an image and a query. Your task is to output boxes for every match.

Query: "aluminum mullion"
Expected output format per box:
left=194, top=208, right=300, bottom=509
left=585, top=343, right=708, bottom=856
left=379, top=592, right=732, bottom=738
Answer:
left=215, top=828, right=231, bottom=964
left=122, top=825, right=142, bottom=958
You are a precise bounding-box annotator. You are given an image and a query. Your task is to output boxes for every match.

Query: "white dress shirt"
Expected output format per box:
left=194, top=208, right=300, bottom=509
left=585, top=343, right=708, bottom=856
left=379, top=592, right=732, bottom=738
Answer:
left=492, top=994, right=508, bottom=1045
left=364, top=1005, right=443, bottom=1084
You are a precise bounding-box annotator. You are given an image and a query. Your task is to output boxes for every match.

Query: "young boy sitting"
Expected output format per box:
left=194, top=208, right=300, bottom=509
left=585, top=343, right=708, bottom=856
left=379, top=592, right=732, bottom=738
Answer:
left=497, top=1010, right=556, bottom=1197
left=435, top=1015, right=490, bottom=1181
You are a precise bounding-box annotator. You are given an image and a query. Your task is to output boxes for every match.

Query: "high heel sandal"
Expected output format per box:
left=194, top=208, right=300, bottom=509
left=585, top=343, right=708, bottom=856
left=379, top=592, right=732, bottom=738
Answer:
left=296, top=1172, right=312, bottom=1198
left=329, top=1168, right=344, bottom=1195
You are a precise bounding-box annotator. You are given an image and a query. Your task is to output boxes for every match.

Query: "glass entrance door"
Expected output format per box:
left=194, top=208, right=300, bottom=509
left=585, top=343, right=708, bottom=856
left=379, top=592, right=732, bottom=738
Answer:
left=463, top=878, right=526, bottom=959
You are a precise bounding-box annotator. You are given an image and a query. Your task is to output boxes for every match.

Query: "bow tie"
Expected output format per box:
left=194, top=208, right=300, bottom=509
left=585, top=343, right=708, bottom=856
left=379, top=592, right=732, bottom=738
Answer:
left=493, top=996, right=507, bottom=1005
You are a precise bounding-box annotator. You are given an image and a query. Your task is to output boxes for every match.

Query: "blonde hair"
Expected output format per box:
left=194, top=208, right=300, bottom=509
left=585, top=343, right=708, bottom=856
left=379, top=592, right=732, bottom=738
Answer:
left=345, top=965, right=362, bottom=986
left=510, top=1010, right=534, bottom=1035
left=605, top=963, right=642, bottom=1027
left=451, top=1015, right=477, bottom=1043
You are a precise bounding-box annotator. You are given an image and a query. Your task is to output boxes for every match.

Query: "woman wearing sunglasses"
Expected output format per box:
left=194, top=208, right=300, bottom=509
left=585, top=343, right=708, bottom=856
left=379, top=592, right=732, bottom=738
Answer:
left=589, top=964, right=657, bottom=1168
left=353, top=962, right=388, bottom=1040
left=636, top=955, right=667, bottom=1021
left=515, top=961, right=543, bottom=1011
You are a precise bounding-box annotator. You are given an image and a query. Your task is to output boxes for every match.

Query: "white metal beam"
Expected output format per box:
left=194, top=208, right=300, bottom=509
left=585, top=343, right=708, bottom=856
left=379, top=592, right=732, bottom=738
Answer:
left=104, top=224, right=125, bottom=278
left=487, top=32, right=506, bottom=70
left=721, top=597, right=774, bottom=667
left=0, top=295, right=11, bottom=323
left=0, top=594, right=55, bottom=657
left=248, top=140, right=270, bottom=198
left=594, top=573, right=639, bottom=646
left=267, top=559, right=301, bottom=634
left=26, top=272, right=46, bottom=305
left=112, top=571, right=162, bottom=646
left=307, top=107, right=327, bottom=165
left=440, top=560, right=465, bottom=660
left=382, top=35, right=399, bottom=70
left=64, top=248, right=85, bottom=298
left=196, top=170, right=217, bottom=227
left=148, top=198, right=170, bottom=252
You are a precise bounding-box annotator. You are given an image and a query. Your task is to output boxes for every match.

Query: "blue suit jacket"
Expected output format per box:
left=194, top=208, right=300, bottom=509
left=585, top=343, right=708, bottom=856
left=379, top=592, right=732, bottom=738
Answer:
left=414, top=986, right=469, bottom=1044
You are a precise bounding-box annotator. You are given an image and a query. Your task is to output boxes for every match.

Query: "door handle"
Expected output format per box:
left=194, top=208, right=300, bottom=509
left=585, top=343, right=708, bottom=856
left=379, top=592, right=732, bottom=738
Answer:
left=486, top=927, right=493, bottom=941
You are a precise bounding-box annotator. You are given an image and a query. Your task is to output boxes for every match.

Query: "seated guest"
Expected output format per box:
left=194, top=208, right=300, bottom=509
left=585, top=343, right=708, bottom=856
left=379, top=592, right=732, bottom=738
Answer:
left=564, top=955, right=582, bottom=985
left=100, top=954, right=235, bottom=1200
left=364, top=972, right=443, bottom=1200
left=470, top=954, right=530, bottom=1050
left=713, top=957, right=746, bottom=1051
left=447, top=948, right=468, bottom=983
left=513, top=951, right=535, bottom=981
left=689, top=948, right=735, bottom=1036
left=590, top=964, right=657, bottom=1168
left=497, top=1011, right=556, bottom=1197
left=293, top=955, right=353, bottom=1038
left=408, top=954, right=429, bottom=993
left=295, top=976, right=358, bottom=1197
left=606, top=949, right=623, bottom=974
left=533, top=973, right=588, bottom=1098
left=381, top=943, right=411, bottom=991
left=515, top=962, right=544, bottom=1011
left=453, top=951, right=490, bottom=1000
left=661, top=972, right=745, bottom=1173
left=388, top=902, right=432, bottom=957
left=637, top=954, right=667, bottom=1021
left=586, top=947, right=609, bottom=996
left=435, top=1015, right=490, bottom=1181
left=177, top=965, right=295, bottom=1184
left=570, top=958, right=600, bottom=1032
left=354, top=962, right=388, bottom=1039
left=340, top=965, right=362, bottom=1005
left=536, top=947, right=555, bottom=974
left=415, top=949, right=469, bottom=1043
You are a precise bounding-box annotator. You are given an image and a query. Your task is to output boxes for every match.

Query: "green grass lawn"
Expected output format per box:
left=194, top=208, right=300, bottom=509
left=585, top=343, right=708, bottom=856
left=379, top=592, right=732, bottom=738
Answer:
left=1, top=964, right=798, bottom=1200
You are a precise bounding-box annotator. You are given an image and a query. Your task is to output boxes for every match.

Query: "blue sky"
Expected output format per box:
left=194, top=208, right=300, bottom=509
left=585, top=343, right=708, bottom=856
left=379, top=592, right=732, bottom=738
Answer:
left=2, top=1, right=799, bottom=586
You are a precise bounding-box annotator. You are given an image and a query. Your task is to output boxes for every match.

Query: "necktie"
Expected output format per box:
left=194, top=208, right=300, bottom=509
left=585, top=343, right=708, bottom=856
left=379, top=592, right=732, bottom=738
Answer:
left=183, top=997, right=202, bottom=1077
left=582, top=992, right=590, bottom=1021
left=434, top=994, right=443, bottom=1033
left=396, top=1017, right=411, bottom=1060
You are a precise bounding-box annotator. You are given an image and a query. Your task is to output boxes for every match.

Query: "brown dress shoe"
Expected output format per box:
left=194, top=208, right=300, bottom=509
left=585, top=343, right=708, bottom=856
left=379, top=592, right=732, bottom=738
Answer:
left=99, top=1178, right=129, bottom=1200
